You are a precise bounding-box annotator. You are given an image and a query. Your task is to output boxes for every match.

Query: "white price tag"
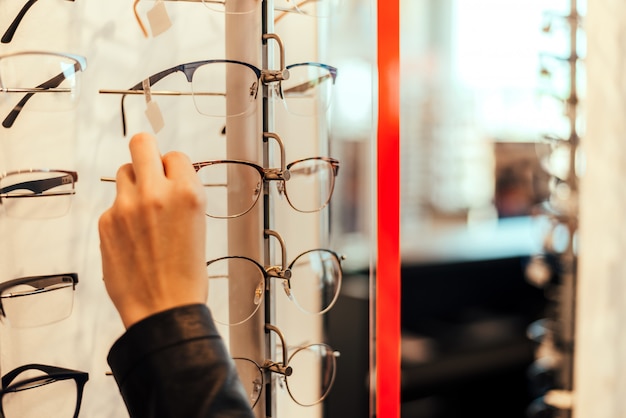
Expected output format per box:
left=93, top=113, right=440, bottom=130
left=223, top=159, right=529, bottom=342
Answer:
left=142, top=78, right=165, bottom=133
left=147, top=1, right=172, bottom=37
left=145, top=100, right=165, bottom=133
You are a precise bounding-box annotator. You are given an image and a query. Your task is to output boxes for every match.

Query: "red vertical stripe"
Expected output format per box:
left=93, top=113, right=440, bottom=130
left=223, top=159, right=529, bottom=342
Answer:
left=376, top=0, right=400, bottom=417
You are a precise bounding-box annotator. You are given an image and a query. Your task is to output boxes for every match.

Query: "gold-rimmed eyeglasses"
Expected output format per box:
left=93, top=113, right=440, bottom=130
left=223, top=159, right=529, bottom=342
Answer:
left=206, top=230, right=344, bottom=326
left=234, top=324, right=339, bottom=408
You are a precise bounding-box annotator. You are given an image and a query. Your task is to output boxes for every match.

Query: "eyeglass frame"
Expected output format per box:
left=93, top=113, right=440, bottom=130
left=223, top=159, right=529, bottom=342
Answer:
left=192, top=156, right=339, bottom=218
left=233, top=324, right=339, bottom=407
left=99, top=57, right=337, bottom=136
left=0, top=169, right=78, bottom=202
left=205, top=229, right=344, bottom=325
left=1, top=0, right=76, bottom=44
left=0, top=273, right=79, bottom=321
left=0, top=363, right=88, bottom=418
left=101, top=132, right=340, bottom=218
left=1, top=51, right=88, bottom=129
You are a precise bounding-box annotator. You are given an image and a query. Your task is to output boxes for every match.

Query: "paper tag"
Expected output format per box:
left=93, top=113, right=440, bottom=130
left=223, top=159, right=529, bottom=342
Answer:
left=147, top=1, right=172, bottom=37
left=145, top=100, right=165, bottom=133
left=142, top=79, right=165, bottom=133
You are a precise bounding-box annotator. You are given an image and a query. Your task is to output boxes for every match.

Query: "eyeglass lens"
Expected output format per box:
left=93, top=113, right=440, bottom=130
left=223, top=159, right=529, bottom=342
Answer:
left=286, top=249, right=341, bottom=315
left=0, top=53, right=82, bottom=112
left=1, top=375, right=80, bottom=418
left=0, top=171, right=76, bottom=219
left=207, top=257, right=265, bottom=326
left=232, top=357, right=263, bottom=408
left=282, top=158, right=336, bottom=213
left=0, top=280, right=75, bottom=328
left=195, top=162, right=262, bottom=219
left=280, top=64, right=335, bottom=116
left=190, top=61, right=259, bottom=118
left=282, top=343, right=336, bottom=406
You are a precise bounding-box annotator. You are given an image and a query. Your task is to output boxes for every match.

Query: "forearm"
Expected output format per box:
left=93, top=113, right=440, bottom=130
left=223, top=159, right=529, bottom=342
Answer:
left=107, top=304, right=254, bottom=418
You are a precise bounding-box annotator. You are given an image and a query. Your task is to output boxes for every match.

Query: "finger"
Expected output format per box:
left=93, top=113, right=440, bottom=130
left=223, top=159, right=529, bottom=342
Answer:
left=128, top=132, right=164, bottom=185
left=162, top=151, right=201, bottom=186
left=114, top=163, right=135, bottom=196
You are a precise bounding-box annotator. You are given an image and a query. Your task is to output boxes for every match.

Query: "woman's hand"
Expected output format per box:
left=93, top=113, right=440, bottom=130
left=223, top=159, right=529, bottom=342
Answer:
left=98, top=132, right=208, bottom=328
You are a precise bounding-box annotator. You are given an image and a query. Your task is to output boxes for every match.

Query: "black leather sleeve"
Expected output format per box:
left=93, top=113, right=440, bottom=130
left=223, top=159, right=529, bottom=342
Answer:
left=107, top=304, right=255, bottom=418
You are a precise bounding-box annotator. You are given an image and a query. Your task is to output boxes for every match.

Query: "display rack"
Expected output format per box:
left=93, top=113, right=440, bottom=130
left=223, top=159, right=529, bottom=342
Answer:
left=0, top=1, right=352, bottom=417
left=525, top=1, right=584, bottom=416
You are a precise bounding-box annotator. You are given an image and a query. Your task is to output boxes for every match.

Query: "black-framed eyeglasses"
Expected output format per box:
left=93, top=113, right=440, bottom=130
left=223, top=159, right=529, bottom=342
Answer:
left=234, top=324, right=339, bottom=407
left=1, top=0, right=76, bottom=44
left=99, top=59, right=337, bottom=136
left=0, top=363, right=88, bottom=418
left=0, top=273, right=78, bottom=328
left=1, top=51, right=87, bottom=129
left=206, top=246, right=344, bottom=326
left=0, top=169, right=78, bottom=219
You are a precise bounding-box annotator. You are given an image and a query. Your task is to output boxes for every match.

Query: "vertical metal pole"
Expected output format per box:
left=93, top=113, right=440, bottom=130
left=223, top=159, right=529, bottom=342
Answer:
left=262, top=1, right=277, bottom=416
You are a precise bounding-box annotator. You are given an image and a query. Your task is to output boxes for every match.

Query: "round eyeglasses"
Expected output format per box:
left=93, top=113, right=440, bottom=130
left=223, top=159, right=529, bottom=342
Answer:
left=193, top=157, right=339, bottom=218
left=0, top=169, right=78, bottom=219
left=206, top=249, right=343, bottom=326
left=233, top=342, right=339, bottom=408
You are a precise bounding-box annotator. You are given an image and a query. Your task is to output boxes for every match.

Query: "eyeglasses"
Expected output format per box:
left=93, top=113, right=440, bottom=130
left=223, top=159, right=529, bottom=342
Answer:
left=100, top=154, right=339, bottom=218
left=0, top=51, right=87, bottom=129
left=0, top=363, right=88, bottom=418
left=132, top=0, right=339, bottom=36
left=206, top=246, right=344, bottom=326
left=234, top=324, right=339, bottom=407
left=99, top=59, right=337, bottom=135
left=1, top=0, right=76, bottom=44
left=0, top=169, right=78, bottom=219
left=0, top=273, right=78, bottom=328
left=193, top=155, right=339, bottom=218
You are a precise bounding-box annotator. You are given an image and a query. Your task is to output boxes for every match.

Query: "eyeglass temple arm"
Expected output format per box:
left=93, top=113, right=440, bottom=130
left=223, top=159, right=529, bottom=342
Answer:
left=0, top=172, right=77, bottom=195
left=1, top=0, right=38, bottom=44
left=2, top=60, right=83, bottom=129
left=2, top=0, right=75, bottom=44
left=264, top=324, right=293, bottom=376
left=118, top=65, right=188, bottom=136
